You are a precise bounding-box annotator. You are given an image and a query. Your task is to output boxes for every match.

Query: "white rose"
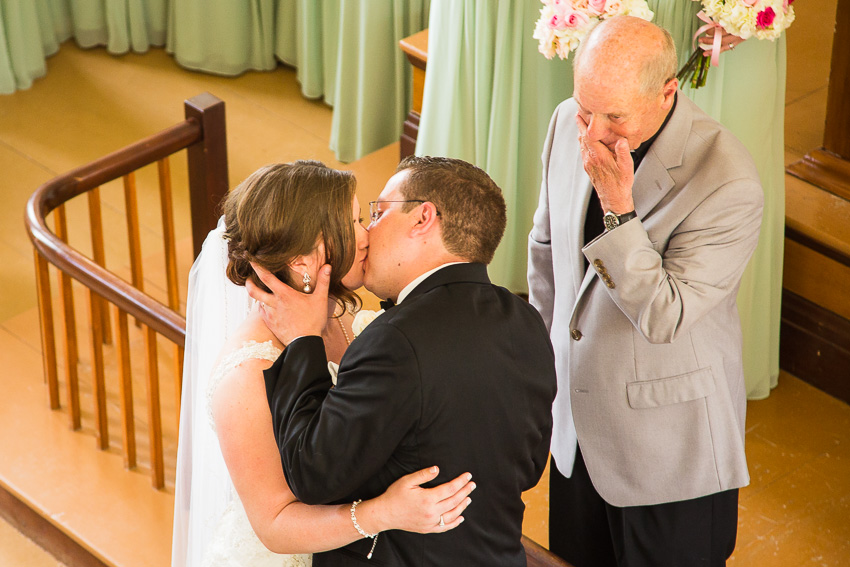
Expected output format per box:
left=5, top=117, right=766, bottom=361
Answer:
left=352, top=309, right=384, bottom=337
left=328, top=361, right=339, bottom=386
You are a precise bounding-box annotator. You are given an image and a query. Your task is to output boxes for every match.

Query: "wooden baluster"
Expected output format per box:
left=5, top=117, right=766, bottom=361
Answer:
left=157, top=157, right=184, bottom=420
left=88, top=290, right=108, bottom=449
left=158, top=158, right=180, bottom=312
left=124, top=173, right=144, bottom=327
left=144, top=325, right=164, bottom=489
left=87, top=187, right=112, bottom=344
left=54, top=205, right=81, bottom=430
left=115, top=307, right=136, bottom=468
left=34, top=250, right=59, bottom=409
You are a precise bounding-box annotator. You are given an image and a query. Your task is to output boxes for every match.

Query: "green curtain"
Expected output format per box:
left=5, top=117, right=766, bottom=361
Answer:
left=415, top=0, right=571, bottom=293
left=418, top=0, right=785, bottom=399
left=649, top=0, right=786, bottom=400
left=1, top=0, right=67, bottom=94
left=1, top=0, right=428, bottom=163
left=0, top=0, right=166, bottom=94
left=329, top=0, right=430, bottom=162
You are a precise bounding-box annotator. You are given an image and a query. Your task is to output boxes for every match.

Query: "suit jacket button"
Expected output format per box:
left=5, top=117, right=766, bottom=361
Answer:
left=605, top=280, right=616, bottom=289
left=593, top=259, right=604, bottom=269
left=571, top=329, right=582, bottom=341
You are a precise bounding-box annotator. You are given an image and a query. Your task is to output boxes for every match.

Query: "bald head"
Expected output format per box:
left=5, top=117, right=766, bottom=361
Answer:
left=574, top=16, right=677, bottom=98
left=570, top=16, right=679, bottom=151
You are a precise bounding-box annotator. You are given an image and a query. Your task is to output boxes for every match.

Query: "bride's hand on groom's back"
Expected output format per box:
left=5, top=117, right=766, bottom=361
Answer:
left=247, top=263, right=332, bottom=346
left=361, top=467, right=475, bottom=535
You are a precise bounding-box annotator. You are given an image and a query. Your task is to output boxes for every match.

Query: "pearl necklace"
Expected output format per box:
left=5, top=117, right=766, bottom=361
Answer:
left=336, top=313, right=352, bottom=345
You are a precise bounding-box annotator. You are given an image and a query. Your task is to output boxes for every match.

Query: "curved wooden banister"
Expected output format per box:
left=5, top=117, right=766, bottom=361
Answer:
left=24, top=120, right=204, bottom=345
left=25, top=123, right=203, bottom=347
left=27, top=209, right=186, bottom=344
left=24, top=92, right=230, bottom=347
left=24, top=93, right=228, bottom=488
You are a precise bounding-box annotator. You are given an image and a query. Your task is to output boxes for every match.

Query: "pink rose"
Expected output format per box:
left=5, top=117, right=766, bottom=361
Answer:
left=548, top=13, right=567, bottom=30
left=588, top=0, right=607, bottom=15
left=741, top=0, right=757, bottom=6
left=562, top=9, right=591, bottom=28
left=756, top=6, right=776, bottom=29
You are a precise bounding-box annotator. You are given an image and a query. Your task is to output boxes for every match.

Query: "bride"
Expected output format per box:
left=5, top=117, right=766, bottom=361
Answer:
left=172, top=162, right=474, bottom=567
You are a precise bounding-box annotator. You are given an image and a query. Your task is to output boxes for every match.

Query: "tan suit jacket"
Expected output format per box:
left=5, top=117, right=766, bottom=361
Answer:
left=528, top=94, right=763, bottom=507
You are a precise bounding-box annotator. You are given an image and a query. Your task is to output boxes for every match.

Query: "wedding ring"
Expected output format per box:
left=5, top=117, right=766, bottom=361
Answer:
left=439, top=515, right=445, bottom=527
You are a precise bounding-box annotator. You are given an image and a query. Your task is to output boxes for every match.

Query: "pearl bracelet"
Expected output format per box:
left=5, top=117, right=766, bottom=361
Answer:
left=350, top=499, right=379, bottom=559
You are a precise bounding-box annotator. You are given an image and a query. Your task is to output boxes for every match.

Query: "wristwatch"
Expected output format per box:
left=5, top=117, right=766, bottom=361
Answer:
left=603, top=210, right=637, bottom=231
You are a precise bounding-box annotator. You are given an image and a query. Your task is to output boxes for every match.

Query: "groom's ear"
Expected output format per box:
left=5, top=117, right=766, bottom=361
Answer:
left=409, top=201, right=440, bottom=237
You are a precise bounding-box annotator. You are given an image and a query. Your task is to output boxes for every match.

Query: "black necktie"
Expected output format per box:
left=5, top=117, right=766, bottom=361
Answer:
left=379, top=299, right=395, bottom=311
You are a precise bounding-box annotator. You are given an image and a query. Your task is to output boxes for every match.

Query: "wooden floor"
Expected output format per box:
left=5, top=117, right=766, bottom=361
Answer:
left=0, top=0, right=848, bottom=564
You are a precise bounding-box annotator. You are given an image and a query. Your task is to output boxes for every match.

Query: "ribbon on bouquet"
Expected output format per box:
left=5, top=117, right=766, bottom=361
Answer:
left=693, top=10, right=723, bottom=67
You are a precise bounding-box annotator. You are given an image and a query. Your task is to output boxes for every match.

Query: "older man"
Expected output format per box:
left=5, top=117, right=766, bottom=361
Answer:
left=528, top=16, right=763, bottom=566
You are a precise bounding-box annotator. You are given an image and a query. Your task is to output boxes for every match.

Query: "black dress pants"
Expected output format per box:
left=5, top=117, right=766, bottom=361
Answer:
left=548, top=449, right=738, bottom=567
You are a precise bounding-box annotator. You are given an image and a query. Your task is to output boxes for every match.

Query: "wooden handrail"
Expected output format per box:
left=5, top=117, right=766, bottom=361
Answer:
left=24, top=94, right=228, bottom=346
left=523, top=535, right=574, bottom=567
left=25, top=93, right=227, bottom=488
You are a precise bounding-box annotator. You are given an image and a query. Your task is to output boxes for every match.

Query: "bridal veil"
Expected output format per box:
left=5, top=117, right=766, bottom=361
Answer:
left=172, top=218, right=254, bottom=567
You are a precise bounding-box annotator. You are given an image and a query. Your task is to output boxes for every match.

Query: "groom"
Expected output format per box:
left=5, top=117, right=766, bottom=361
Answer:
left=249, top=156, right=557, bottom=566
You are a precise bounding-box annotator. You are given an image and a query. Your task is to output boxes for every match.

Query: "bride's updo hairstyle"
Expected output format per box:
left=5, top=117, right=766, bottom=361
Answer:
left=222, top=161, right=359, bottom=312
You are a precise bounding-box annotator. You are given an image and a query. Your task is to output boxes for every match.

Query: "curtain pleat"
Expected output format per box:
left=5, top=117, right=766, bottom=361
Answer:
left=329, top=0, right=429, bottom=162
left=416, top=0, right=571, bottom=293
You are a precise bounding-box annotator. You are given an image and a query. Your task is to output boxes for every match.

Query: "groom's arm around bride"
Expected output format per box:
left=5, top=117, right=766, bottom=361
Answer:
left=251, top=156, right=557, bottom=566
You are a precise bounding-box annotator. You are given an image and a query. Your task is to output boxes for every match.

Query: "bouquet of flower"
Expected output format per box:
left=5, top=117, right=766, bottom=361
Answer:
left=533, top=0, right=655, bottom=60
left=678, top=0, right=795, bottom=88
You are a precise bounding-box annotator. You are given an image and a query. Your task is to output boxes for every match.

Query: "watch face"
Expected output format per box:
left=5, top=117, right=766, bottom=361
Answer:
left=603, top=212, right=619, bottom=231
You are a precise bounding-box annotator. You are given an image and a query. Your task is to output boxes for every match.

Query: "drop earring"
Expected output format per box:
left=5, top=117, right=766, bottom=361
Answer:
left=302, top=272, right=312, bottom=293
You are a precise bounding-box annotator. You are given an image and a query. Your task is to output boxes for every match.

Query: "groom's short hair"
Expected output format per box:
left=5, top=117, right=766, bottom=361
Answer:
left=395, top=156, right=506, bottom=264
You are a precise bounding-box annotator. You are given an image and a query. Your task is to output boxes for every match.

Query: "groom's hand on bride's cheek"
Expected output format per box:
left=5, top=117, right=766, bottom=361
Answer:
left=247, top=263, right=332, bottom=345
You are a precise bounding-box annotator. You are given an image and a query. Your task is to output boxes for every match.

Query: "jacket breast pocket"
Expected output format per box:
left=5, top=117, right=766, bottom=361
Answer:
left=626, top=367, right=716, bottom=409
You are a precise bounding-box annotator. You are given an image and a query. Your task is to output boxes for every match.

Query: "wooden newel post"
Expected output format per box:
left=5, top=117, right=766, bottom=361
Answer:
left=399, top=30, right=429, bottom=160
left=184, top=93, right=229, bottom=260
left=787, top=0, right=850, bottom=200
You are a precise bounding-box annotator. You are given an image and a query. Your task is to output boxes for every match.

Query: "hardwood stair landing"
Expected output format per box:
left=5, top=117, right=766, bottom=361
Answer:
left=0, top=304, right=174, bottom=567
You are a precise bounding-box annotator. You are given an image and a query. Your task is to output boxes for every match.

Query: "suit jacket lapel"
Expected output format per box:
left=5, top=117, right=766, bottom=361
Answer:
left=632, top=93, right=692, bottom=218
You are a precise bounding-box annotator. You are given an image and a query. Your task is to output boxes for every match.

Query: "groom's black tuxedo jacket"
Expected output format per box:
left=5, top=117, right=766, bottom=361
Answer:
left=264, top=263, right=557, bottom=566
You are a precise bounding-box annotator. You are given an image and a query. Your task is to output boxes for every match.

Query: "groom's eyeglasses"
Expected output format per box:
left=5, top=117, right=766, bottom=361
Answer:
left=369, top=200, right=428, bottom=224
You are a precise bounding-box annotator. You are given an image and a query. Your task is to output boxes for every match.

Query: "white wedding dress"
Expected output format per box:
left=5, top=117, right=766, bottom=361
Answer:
left=172, top=219, right=312, bottom=567
left=203, top=340, right=311, bottom=567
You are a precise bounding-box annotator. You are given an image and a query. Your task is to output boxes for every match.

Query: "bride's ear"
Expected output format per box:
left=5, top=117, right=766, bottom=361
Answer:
left=287, top=243, right=327, bottom=285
